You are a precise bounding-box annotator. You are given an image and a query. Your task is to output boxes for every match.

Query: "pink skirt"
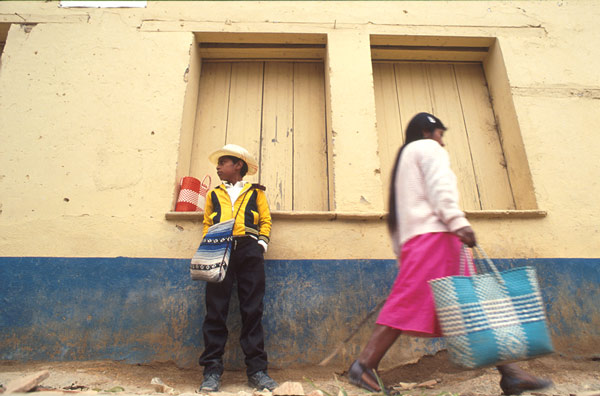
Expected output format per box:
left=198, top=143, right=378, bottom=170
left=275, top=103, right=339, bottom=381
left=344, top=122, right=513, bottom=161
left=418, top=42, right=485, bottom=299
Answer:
left=376, top=232, right=473, bottom=337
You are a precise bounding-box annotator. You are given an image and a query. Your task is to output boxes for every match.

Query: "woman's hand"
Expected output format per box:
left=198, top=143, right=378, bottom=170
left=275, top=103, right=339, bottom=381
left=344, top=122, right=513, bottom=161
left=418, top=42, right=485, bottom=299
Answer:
left=454, top=226, right=476, bottom=247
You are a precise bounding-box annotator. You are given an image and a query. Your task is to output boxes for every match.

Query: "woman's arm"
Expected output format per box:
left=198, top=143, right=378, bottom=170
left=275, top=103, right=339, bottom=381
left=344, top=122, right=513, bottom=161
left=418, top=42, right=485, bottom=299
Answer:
left=419, top=141, right=472, bottom=242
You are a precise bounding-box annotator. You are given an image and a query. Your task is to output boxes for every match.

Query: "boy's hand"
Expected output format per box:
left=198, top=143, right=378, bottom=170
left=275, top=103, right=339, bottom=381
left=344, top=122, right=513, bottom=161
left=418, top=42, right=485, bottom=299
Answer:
left=258, top=240, right=268, bottom=254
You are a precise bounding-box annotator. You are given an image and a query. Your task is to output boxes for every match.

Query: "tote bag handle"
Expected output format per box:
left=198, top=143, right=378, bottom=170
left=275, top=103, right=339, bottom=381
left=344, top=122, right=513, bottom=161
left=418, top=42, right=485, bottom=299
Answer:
left=459, top=245, right=477, bottom=276
left=473, top=244, right=505, bottom=286
left=460, top=244, right=505, bottom=285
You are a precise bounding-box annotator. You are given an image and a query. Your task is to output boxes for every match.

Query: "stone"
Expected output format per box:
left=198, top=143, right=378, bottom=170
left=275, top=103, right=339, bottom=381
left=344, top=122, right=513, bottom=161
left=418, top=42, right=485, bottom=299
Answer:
left=18, top=393, right=71, bottom=396
left=306, top=390, right=324, bottom=396
left=392, top=382, right=417, bottom=390
left=237, top=392, right=253, bottom=396
left=253, top=390, right=273, bottom=396
left=150, top=377, right=176, bottom=395
left=5, top=370, right=50, bottom=394
left=105, top=386, right=125, bottom=392
left=576, top=392, right=600, bottom=396
left=416, top=379, right=438, bottom=389
left=272, top=382, right=305, bottom=396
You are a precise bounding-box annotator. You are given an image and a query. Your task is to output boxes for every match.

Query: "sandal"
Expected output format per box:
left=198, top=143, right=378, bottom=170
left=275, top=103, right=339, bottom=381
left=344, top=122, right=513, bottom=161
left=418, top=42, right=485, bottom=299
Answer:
left=500, top=374, right=553, bottom=395
left=348, top=360, right=381, bottom=392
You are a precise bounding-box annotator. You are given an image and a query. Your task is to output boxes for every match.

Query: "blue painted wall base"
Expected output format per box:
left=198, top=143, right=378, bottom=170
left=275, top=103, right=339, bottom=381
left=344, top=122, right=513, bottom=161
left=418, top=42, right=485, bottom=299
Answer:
left=1, top=257, right=599, bottom=367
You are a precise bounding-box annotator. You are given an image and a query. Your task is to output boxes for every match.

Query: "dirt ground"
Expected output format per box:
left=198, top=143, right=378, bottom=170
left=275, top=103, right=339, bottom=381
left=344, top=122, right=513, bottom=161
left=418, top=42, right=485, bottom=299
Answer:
left=1, top=352, right=599, bottom=396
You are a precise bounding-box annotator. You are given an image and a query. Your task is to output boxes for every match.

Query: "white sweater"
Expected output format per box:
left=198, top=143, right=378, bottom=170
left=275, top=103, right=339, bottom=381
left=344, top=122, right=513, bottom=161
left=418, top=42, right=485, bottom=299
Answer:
left=392, top=139, right=470, bottom=251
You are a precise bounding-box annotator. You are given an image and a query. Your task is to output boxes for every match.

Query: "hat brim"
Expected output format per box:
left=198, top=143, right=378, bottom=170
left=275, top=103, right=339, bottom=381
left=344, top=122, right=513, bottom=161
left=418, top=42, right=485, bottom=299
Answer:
left=208, top=148, right=258, bottom=175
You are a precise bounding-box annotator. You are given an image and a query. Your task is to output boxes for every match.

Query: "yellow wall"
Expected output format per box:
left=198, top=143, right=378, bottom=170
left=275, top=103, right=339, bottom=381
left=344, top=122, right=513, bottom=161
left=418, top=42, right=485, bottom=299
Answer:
left=1, top=1, right=600, bottom=260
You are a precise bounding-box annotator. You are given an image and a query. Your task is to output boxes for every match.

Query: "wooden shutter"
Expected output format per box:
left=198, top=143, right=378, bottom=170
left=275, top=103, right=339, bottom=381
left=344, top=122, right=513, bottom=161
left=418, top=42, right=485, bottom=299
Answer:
left=190, top=61, right=329, bottom=211
left=374, top=61, right=515, bottom=211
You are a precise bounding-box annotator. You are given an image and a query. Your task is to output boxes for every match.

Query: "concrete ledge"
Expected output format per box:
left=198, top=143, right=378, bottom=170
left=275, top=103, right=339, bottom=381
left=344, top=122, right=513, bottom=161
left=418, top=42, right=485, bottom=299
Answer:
left=165, top=210, right=547, bottom=222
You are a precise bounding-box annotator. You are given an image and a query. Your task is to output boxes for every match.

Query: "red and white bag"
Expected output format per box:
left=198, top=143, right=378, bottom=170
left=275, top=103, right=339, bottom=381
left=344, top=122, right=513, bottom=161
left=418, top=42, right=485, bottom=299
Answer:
left=175, top=175, right=211, bottom=212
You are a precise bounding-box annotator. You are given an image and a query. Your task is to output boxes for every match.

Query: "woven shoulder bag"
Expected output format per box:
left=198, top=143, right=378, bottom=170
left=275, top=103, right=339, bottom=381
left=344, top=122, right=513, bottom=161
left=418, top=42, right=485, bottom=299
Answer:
left=190, top=188, right=250, bottom=282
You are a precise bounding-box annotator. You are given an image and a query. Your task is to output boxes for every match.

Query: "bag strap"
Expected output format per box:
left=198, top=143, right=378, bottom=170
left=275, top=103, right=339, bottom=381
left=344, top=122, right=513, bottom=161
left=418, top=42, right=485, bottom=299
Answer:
left=472, top=244, right=505, bottom=285
left=459, top=245, right=477, bottom=275
left=199, top=175, right=211, bottom=196
left=232, top=186, right=252, bottom=221
left=216, top=186, right=253, bottom=272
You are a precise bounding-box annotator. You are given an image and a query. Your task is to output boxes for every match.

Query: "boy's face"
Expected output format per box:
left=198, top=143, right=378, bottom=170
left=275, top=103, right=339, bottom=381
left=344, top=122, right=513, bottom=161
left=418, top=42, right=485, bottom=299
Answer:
left=216, top=156, right=243, bottom=183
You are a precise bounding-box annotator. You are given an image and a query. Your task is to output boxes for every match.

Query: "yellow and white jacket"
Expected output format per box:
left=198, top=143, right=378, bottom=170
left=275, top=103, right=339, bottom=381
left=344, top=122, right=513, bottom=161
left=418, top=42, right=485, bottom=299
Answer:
left=202, top=182, right=272, bottom=247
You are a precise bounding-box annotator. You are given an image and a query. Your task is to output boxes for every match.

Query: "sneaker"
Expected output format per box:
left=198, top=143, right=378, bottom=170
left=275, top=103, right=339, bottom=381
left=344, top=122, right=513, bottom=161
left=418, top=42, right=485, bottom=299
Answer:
left=199, top=373, right=221, bottom=392
left=248, top=370, right=278, bottom=391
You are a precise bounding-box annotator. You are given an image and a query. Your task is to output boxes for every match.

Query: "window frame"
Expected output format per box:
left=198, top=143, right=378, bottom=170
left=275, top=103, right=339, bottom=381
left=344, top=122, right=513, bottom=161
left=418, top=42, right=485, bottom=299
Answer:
left=370, top=34, right=542, bottom=215
left=167, top=33, right=334, bottom=221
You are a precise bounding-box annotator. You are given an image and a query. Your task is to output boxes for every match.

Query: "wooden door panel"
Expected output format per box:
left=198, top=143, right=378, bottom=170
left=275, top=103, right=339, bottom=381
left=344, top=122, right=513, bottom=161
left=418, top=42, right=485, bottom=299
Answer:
left=226, top=62, right=264, bottom=184
left=261, top=62, right=294, bottom=211
left=454, top=64, right=515, bottom=210
left=293, top=62, right=329, bottom=211
left=190, top=62, right=231, bottom=179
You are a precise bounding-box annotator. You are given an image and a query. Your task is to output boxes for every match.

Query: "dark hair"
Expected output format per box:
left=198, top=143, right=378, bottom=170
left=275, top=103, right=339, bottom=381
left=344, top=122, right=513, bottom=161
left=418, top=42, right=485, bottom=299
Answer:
left=222, top=155, right=249, bottom=177
left=387, top=112, right=447, bottom=234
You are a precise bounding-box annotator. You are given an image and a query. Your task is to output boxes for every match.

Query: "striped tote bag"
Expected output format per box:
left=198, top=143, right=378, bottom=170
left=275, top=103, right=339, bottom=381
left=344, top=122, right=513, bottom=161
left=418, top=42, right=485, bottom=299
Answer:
left=190, top=219, right=235, bottom=282
left=429, top=245, right=554, bottom=368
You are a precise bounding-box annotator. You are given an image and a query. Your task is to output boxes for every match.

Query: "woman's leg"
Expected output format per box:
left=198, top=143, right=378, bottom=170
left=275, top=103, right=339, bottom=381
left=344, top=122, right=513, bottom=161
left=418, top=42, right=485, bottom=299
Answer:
left=349, top=324, right=402, bottom=391
left=497, top=363, right=552, bottom=395
left=359, top=325, right=402, bottom=368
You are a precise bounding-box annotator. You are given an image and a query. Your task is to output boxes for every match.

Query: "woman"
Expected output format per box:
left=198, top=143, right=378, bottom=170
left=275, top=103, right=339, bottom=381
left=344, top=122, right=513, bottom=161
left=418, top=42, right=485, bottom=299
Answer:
left=348, top=112, right=551, bottom=395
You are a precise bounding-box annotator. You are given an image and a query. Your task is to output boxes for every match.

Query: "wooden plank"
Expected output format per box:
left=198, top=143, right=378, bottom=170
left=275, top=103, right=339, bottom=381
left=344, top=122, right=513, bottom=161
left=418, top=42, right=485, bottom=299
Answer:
left=454, top=64, right=515, bottom=209
left=426, top=63, right=481, bottom=210
left=372, top=63, right=403, bottom=209
left=260, top=62, right=294, bottom=211
left=189, top=62, right=231, bottom=183
left=225, top=62, right=264, bottom=184
left=394, top=62, right=434, bottom=132
left=371, top=49, right=486, bottom=62
left=196, top=32, right=327, bottom=45
left=206, top=59, right=323, bottom=63
left=199, top=47, right=325, bottom=60
left=293, top=62, right=328, bottom=211
left=370, top=35, right=495, bottom=48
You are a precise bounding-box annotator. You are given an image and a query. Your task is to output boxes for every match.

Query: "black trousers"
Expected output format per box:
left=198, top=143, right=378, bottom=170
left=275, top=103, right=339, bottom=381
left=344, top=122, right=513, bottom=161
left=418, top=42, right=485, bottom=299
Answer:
left=198, top=237, right=268, bottom=376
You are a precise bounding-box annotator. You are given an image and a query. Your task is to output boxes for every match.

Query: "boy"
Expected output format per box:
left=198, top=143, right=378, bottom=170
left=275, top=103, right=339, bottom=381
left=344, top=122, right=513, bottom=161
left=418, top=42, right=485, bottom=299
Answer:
left=198, top=144, right=277, bottom=392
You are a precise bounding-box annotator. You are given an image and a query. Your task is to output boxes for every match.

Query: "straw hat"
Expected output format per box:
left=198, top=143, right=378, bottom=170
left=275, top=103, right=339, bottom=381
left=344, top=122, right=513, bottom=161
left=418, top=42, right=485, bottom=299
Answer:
left=208, top=144, right=259, bottom=175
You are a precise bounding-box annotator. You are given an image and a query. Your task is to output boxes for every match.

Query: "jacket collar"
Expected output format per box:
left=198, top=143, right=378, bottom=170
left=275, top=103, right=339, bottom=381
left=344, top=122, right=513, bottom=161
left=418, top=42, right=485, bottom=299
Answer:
left=216, top=181, right=252, bottom=192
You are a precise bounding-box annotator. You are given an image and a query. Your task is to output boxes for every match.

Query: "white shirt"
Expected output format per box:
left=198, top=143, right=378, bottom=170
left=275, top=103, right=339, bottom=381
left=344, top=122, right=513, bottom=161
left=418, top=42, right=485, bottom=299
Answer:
left=223, top=180, right=246, bottom=211
left=392, top=139, right=470, bottom=253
